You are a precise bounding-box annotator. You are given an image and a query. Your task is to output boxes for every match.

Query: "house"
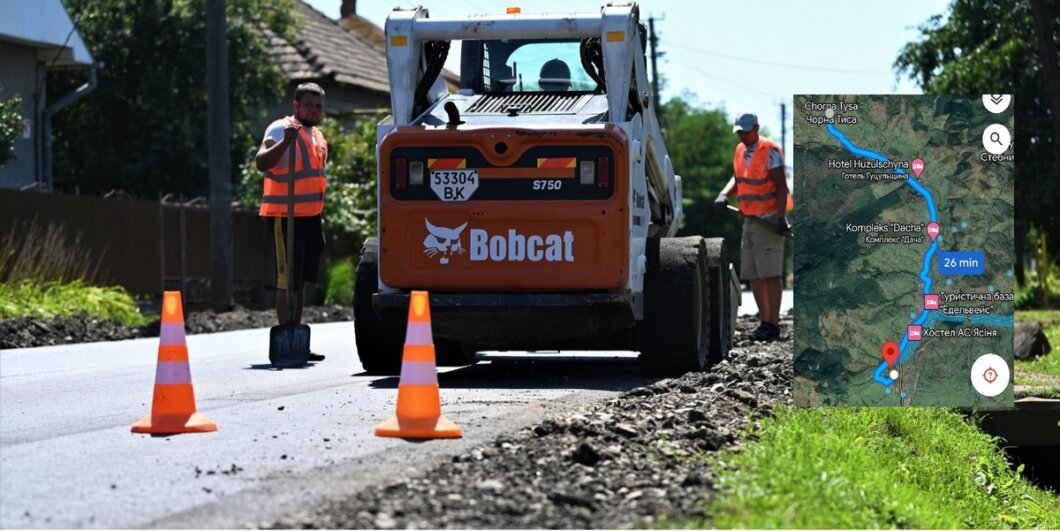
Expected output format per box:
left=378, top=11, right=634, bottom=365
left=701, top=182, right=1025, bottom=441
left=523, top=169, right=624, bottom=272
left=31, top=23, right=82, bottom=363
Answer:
left=0, top=0, right=95, bottom=191
left=260, top=0, right=391, bottom=122
left=260, top=0, right=458, bottom=124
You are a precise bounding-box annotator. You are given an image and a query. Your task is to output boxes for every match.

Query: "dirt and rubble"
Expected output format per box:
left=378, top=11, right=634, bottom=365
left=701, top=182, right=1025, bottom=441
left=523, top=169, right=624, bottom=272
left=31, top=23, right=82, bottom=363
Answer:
left=0, top=305, right=354, bottom=350
left=3, top=305, right=793, bottom=528
left=269, top=315, right=793, bottom=530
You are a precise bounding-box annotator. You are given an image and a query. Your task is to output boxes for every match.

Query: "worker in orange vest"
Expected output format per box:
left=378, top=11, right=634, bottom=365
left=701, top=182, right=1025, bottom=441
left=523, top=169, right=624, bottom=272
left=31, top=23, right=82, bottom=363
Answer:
left=715, top=113, right=789, bottom=341
left=255, top=82, right=329, bottom=362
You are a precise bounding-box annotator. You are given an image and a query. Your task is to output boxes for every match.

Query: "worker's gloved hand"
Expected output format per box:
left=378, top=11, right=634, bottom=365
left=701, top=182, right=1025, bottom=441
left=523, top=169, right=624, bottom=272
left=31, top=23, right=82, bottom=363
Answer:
left=714, top=192, right=729, bottom=210
left=775, top=216, right=791, bottom=235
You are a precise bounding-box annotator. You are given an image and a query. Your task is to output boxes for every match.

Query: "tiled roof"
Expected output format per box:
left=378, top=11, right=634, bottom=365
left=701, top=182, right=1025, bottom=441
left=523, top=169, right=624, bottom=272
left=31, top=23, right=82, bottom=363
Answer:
left=263, top=0, right=389, bottom=94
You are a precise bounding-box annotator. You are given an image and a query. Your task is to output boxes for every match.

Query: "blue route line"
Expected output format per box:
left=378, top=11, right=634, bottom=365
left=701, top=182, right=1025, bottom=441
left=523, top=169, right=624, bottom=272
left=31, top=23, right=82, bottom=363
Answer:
left=824, top=124, right=1011, bottom=390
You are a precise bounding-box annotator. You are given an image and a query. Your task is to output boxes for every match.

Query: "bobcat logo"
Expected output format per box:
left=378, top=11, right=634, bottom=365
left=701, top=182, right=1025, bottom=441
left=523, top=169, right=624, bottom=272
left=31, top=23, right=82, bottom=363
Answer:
left=423, top=219, right=468, bottom=265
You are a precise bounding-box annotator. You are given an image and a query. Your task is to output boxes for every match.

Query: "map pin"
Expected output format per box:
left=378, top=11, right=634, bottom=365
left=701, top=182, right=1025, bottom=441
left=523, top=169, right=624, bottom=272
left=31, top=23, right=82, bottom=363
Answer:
left=911, top=158, right=925, bottom=178
left=927, top=222, right=940, bottom=242
left=881, top=341, right=899, bottom=369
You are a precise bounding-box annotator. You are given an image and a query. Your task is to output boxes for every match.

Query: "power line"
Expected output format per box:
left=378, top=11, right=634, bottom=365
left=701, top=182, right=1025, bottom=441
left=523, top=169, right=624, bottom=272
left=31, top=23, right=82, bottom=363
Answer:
left=663, top=40, right=892, bottom=76
left=669, top=55, right=782, bottom=101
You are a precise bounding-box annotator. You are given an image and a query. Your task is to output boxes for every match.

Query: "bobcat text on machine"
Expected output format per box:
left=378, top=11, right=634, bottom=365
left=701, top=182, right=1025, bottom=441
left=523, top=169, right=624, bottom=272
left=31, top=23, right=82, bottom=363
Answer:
left=354, top=2, right=740, bottom=374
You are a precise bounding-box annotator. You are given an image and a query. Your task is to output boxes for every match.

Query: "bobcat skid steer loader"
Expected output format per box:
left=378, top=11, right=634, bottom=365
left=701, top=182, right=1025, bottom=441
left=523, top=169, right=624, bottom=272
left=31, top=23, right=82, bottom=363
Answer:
left=354, top=3, right=740, bottom=375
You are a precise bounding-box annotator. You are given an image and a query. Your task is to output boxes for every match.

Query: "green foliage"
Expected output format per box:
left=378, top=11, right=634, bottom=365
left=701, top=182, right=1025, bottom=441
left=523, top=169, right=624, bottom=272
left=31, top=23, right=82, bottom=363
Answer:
left=0, top=218, right=152, bottom=327
left=663, top=95, right=746, bottom=263
left=0, top=279, right=152, bottom=327
left=236, top=116, right=380, bottom=244
left=1015, top=265, right=1060, bottom=310
left=324, top=257, right=354, bottom=306
left=0, top=89, right=23, bottom=167
left=48, top=0, right=297, bottom=197
left=0, top=218, right=104, bottom=284
left=696, top=407, right=1060, bottom=529
left=894, top=0, right=1060, bottom=252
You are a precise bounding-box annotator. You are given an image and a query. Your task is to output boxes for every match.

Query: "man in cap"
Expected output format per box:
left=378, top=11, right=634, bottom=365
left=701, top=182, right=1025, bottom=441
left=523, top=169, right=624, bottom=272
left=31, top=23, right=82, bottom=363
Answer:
left=715, top=113, right=789, bottom=341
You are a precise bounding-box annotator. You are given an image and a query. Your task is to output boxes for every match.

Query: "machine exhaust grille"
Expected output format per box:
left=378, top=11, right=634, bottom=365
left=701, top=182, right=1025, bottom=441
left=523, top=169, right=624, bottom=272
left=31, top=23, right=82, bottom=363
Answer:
left=465, top=93, right=587, bottom=114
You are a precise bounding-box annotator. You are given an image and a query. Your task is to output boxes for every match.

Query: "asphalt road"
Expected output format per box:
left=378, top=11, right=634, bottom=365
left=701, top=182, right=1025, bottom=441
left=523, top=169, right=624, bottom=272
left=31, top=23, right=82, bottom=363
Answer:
left=0, top=322, right=658, bottom=529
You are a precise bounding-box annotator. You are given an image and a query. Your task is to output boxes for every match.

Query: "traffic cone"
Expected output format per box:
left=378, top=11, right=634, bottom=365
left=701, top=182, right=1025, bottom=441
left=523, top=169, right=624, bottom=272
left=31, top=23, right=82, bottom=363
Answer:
left=375, top=291, right=462, bottom=439
left=132, top=291, right=217, bottom=434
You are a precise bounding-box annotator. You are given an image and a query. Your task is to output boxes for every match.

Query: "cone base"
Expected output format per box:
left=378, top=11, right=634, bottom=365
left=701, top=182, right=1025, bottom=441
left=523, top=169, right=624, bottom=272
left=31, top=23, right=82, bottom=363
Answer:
left=374, top=414, right=463, bottom=439
left=131, top=411, right=218, bottom=434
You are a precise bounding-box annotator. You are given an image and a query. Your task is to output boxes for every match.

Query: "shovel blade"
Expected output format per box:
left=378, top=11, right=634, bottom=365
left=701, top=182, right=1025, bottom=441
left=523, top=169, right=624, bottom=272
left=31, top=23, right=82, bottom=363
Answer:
left=269, top=324, right=311, bottom=368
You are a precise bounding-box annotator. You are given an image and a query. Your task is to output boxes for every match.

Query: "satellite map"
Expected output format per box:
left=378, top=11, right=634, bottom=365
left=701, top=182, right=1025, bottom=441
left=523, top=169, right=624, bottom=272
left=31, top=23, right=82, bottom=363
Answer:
left=793, top=95, right=1015, bottom=407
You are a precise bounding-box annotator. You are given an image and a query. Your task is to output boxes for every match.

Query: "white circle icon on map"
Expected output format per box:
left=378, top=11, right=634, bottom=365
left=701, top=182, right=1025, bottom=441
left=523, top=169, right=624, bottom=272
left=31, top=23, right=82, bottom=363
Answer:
left=981, top=124, right=1011, bottom=155
left=982, top=94, right=1011, bottom=113
left=970, top=353, right=1010, bottom=397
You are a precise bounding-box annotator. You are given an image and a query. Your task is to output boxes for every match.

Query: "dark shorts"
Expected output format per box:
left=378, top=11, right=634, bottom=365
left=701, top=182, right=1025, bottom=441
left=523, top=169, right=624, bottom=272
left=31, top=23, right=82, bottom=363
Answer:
left=263, top=215, right=325, bottom=290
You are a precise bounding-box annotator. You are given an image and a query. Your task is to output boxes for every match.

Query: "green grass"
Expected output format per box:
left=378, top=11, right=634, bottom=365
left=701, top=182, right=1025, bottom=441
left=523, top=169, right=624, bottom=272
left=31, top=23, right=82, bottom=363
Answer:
left=0, top=279, right=153, bottom=327
left=324, top=257, right=354, bottom=306
left=1014, top=310, right=1060, bottom=395
left=692, top=407, right=1060, bottom=529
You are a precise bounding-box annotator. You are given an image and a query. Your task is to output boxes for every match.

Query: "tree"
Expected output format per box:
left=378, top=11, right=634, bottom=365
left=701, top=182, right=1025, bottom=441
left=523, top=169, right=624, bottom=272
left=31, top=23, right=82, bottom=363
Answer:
left=48, top=0, right=296, bottom=198
left=895, top=0, right=1060, bottom=288
left=0, top=91, right=22, bottom=167
left=662, top=95, right=746, bottom=263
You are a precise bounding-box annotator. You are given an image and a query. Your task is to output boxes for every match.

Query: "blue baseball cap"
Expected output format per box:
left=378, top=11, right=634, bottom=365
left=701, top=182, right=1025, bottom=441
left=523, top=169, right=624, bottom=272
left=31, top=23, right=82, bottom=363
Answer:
left=733, top=113, right=758, bottom=133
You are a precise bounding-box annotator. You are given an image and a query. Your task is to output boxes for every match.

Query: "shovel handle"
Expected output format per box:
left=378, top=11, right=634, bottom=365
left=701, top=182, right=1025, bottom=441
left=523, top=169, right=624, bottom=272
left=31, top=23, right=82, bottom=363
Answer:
left=726, top=204, right=792, bottom=238
left=286, top=138, right=297, bottom=323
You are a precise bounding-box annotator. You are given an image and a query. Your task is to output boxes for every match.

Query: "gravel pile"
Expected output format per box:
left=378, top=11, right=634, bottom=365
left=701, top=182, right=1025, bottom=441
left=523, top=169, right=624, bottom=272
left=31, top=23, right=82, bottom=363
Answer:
left=0, top=305, right=354, bottom=350
left=272, top=315, right=793, bottom=529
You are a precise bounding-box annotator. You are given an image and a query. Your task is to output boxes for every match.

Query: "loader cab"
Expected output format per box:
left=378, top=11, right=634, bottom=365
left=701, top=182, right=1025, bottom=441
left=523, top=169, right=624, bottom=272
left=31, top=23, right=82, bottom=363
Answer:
left=460, top=38, right=603, bottom=94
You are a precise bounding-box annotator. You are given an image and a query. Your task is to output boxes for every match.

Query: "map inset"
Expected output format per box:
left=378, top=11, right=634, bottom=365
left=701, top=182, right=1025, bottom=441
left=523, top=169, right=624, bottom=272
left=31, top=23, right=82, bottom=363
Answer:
left=793, top=95, right=1015, bottom=407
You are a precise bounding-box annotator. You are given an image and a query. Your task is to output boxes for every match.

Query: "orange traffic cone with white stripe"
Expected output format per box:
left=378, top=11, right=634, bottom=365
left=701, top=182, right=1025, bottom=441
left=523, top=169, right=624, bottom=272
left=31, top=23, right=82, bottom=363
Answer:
left=375, top=291, right=462, bottom=439
left=132, top=291, right=217, bottom=434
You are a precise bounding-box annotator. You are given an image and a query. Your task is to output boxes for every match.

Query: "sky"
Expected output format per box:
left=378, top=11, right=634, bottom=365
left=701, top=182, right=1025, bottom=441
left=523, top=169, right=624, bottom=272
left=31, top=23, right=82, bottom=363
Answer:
left=305, top=0, right=952, bottom=161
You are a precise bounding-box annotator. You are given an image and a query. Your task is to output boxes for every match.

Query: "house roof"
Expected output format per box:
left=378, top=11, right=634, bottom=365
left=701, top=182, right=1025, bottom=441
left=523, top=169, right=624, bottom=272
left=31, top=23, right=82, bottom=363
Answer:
left=340, top=11, right=461, bottom=89
left=263, top=0, right=389, bottom=94
left=0, top=0, right=93, bottom=66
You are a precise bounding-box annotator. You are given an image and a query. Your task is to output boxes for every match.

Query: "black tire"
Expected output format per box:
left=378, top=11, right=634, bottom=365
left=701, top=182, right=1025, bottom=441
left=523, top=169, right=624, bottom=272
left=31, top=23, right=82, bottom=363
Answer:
left=704, top=237, right=733, bottom=364
left=353, top=238, right=403, bottom=375
left=636, top=236, right=710, bottom=374
left=436, top=338, right=476, bottom=367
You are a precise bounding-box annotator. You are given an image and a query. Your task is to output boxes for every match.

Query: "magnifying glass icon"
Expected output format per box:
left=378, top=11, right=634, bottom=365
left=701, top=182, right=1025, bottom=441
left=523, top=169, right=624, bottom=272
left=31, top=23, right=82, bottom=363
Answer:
left=990, top=132, right=1003, bottom=145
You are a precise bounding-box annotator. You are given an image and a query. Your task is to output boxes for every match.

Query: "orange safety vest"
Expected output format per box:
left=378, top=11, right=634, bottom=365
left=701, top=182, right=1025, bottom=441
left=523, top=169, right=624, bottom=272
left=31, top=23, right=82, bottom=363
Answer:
left=259, top=117, right=328, bottom=217
left=732, top=137, right=782, bottom=216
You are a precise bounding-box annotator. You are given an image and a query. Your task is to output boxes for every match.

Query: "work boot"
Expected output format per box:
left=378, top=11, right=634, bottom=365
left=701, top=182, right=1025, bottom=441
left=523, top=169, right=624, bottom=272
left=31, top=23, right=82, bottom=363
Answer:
left=751, top=322, right=780, bottom=341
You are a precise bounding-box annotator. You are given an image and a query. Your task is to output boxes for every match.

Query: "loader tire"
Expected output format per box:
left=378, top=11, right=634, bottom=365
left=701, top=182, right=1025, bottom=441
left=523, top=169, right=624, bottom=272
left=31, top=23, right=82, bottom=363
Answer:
left=353, top=238, right=403, bottom=375
left=636, top=236, right=710, bottom=374
left=704, top=237, right=733, bottom=364
left=436, top=338, right=476, bottom=367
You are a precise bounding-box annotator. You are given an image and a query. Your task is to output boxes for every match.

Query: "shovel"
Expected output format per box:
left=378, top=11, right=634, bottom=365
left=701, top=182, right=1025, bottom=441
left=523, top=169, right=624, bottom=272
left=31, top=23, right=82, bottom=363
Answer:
left=269, top=138, right=311, bottom=368
left=726, top=204, right=793, bottom=238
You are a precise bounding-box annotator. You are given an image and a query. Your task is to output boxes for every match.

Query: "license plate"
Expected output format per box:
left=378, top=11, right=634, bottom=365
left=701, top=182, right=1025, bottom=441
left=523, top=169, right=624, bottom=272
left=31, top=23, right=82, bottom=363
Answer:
left=430, top=169, right=479, bottom=202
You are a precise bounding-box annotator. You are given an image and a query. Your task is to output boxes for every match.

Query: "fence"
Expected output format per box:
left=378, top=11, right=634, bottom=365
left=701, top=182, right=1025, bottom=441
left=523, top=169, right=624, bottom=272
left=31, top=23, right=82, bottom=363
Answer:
left=0, top=189, right=272, bottom=309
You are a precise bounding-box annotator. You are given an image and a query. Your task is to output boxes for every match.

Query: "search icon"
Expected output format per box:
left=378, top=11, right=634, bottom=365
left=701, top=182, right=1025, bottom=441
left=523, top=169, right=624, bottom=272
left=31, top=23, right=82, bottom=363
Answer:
left=982, top=124, right=1011, bottom=155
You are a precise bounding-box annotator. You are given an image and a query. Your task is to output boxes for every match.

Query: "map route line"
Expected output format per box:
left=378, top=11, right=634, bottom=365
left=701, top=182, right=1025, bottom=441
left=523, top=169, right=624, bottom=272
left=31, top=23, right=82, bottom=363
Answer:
left=825, top=123, right=939, bottom=389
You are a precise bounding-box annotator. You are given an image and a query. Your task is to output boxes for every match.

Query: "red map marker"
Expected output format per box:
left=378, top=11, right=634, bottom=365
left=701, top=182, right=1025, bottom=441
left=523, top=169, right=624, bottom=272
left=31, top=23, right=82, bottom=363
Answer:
left=881, top=341, right=899, bottom=368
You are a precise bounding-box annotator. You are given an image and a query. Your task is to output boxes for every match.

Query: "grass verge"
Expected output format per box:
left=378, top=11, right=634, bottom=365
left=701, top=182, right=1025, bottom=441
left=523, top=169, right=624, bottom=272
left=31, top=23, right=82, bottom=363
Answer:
left=694, top=407, right=1060, bottom=529
left=0, top=279, right=153, bottom=327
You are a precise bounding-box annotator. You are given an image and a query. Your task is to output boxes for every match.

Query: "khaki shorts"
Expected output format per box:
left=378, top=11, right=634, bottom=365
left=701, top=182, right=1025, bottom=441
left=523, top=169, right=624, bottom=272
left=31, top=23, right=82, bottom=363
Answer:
left=740, top=217, right=786, bottom=280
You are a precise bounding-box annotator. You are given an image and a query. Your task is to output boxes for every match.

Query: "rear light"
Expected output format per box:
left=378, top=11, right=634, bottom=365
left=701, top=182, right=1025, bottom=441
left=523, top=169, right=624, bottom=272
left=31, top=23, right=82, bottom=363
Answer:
left=579, top=160, right=595, bottom=185
left=395, top=157, right=407, bottom=189
left=410, top=161, right=424, bottom=185
left=596, top=156, right=610, bottom=188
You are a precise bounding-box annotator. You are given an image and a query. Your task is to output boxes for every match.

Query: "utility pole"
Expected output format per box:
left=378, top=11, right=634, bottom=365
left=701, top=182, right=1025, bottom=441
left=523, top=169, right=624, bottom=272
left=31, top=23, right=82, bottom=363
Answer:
left=648, top=16, right=661, bottom=118
left=206, top=0, right=233, bottom=310
left=780, top=101, right=786, bottom=153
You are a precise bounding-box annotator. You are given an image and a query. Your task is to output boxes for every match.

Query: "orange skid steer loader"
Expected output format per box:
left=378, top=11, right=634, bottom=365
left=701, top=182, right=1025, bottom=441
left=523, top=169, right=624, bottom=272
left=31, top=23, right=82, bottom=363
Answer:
left=354, top=3, right=740, bottom=375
